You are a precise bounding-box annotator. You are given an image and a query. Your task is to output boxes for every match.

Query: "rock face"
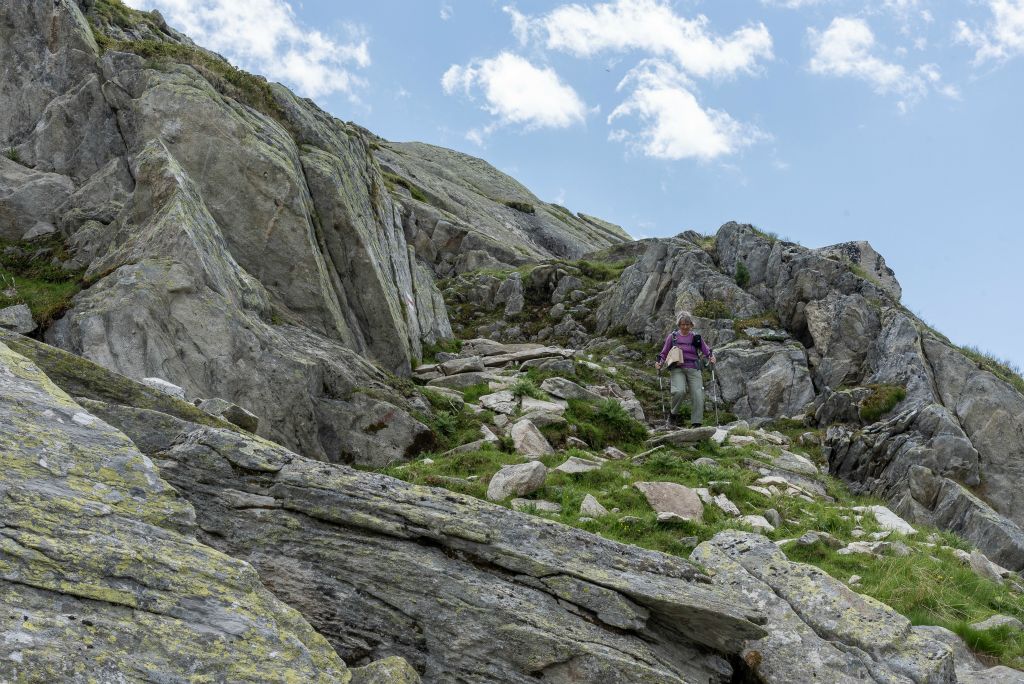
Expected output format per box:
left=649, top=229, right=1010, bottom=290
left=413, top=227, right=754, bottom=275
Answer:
left=29, top=340, right=769, bottom=683
left=1, top=0, right=446, bottom=463
left=0, top=340, right=357, bottom=682
left=375, top=141, right=631, bottom=277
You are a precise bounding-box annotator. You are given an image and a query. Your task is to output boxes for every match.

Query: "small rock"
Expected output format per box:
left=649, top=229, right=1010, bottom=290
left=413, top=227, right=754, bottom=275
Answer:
left=554, top=456, right=603, bottom=474
left=772, top=450, right=818, bottom=475
left=848, top=575, right=862, bottom=586
left=713, top=494, right=741, bottom=517
left=439, top=356, right=486, bottom=375
left=539, top=377, right=603, bottom=402
left=738, top=515, right=775, bottom=533
left=0, top=304, right=35, bottom=334
left=970, top=550, right=1004, bottom=583
left=971, top=614, right=1024, bottom=632
left=421, top=458, right=435, bottom=465
left=693, top=457, right=719, bottom=469
left=602, top=446, right=628, bottom=460
left=620, top=515, right=641, bottom=525
left=22, top=221, right=57, bottom=240
left=578, top=516, right=595, bottom=523
left=728, top=435, right=757, bottom=446
left=634, top=482, right=704, bottom=523
left=199, top=397, right=260, bottom=432
left=678, top=536, right=699, bottom=547
left=511, top=498, right=562, bottom=514
left=479, top=391, right=518, bottom=414
left=869, top=530, right=892, bottom=541
left=851, top=528, right=865, bottom=538
left=853, top=505, right=916, bottom=535
left=580, top=494, right=609, bottom=517
left=763, top=508, right=783, bottom=529
left=565, top=436, right=589, bottom=449
left=645, top=427, right=716, bottom=448
left=711, top=429, right=729, bottom=445
left=797, top=531, right=843, bottom=549
left=510, top=418, right=553, bottom=459
left=142, top=377, right=186, bottom=400
left=486, top=462, right=547, bottom=501
left=798, top=431, right=821, bottom=446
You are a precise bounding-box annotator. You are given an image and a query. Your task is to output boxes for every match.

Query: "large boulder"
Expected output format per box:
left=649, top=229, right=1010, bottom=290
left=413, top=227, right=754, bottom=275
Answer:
left=0, top=340, right=357, bottom=682
left=693, top=531, right=957, bottom=683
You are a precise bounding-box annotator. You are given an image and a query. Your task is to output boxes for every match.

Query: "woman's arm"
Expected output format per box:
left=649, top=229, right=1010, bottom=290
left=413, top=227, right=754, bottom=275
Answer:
left=657, top=333, right=672, bottom=363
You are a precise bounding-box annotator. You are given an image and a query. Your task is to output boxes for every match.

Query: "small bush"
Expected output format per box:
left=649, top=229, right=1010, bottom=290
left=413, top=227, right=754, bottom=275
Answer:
left=735, top=261, right=751, bottom=288
left=859, top=384, right=907, bottom=422
left=4, top=147, right=20, bottom=164
left=509, top=377, right=546, bottom=400
left=503, top=200, right=535, bottom=214
left=564, top=398, right=648, bottom=450
left=0, top=237, right=84, bottom=329
left=694, top=299, right=731, bottom=320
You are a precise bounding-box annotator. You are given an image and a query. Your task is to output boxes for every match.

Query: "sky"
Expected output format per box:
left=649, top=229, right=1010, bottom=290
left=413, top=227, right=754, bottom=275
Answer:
left=124, top=0, right=1024, bottom=371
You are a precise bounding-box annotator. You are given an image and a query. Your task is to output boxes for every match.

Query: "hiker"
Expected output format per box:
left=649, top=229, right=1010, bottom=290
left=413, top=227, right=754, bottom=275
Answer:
left=655, top=311, right=716, bottom=427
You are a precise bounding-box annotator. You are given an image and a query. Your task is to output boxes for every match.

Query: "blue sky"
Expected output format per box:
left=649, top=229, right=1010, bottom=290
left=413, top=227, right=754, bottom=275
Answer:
left=126, top=0, right=1024, bottom=371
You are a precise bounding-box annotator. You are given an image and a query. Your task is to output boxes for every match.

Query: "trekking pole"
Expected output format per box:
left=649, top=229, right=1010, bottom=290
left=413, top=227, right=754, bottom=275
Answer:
left=657, top=367, right=668, bottom=429
left=710, top=365, right=720, bottom=427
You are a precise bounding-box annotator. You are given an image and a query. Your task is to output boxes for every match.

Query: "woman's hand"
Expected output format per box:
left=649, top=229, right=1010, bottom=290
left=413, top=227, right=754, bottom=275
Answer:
left=655, top=360, right=663, bottom=370
left=708, top=354, right=717, bottom=365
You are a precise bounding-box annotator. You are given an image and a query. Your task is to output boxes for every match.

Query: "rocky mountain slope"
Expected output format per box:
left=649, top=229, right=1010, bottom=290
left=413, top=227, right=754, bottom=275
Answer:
left=3, top=0, right=1024, bottom=681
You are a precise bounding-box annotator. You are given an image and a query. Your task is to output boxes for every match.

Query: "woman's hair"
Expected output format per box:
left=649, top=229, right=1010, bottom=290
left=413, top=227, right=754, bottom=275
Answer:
left=676, top=311, right=694, bottom=326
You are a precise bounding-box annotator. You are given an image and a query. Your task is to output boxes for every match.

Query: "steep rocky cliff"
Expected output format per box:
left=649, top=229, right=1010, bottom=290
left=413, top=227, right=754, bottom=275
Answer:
left=4, top=1, right=1024, bottom=681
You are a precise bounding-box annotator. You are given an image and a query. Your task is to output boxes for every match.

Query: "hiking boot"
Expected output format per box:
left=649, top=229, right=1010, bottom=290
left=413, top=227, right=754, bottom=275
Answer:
left=691, top=423, right=702, bottom=429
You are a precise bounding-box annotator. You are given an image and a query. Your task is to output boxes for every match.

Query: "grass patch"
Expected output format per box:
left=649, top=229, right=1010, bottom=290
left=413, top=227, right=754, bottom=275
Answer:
left=735, top=261, right=750, bottom=288
left=0, top=237, right=84, bottom=329
left=383, top=172, right=429, bottom=203
left=503, top=200, right=535, bottom=214
left=694, top=299, right=732, bottom=320
left=461, top=382, right=493, bottom=404
left=562, top=398, right=648, bottom=450
left=574, top=258, right=634, bottom=282
left=4, top=147, right=21, bottom=164
left=733, top=311, right=781, bottom=335
left=859, top=383, right=907, bottom=423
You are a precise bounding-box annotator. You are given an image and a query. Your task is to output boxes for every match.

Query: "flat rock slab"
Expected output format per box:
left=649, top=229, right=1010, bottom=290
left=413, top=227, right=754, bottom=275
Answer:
left=772, top=450, right=818, bottom=475
left=142, top=377, right=186, bottom=400
left=520, top=397, right=566, bottom=415
left=199, top=397, right=259, bottom=432
left=646, top=427, right=717, bottom=448
left=0, top=304, right=35, bottom=334
left=540, top=377, right=604, bottom=403
left=737, top=515, right=774, bottom=533
left=510, top=418, right=554, bottom=458
left=439, top=355, right=485, bottom=375
left=427, top=371, right=503, bottom=389
left=853, top=505, right=916, bottom=535
left=486, top=461, right=547, bottom=501
left=634, top=482, right=703, bottom=523
left=483, top=347, right=574, bottom=367
left=554, top=456, right=603, bottom=474
left=479, top=391, right=518, bottom=414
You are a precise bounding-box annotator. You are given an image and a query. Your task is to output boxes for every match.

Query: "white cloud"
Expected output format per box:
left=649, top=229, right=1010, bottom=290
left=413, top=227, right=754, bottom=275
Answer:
left=607, top=60, right=767, bottom=160
left=442, top=52, right=589, bottom=133
left=955, top=0, right=1024, bottom=64
left=808, top=17, right=957, bottom=109
left=122, top=0, right=369, bottom=98
left=440, top=3, right=453, bottom=21
left=809, top=18, right=915, bottom=92
left=516, top=0, right=773, bottom=79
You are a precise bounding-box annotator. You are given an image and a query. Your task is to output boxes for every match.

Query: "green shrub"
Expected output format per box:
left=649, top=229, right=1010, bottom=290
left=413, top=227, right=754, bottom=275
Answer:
left=735, top=261, right=751, bottom=288
left=693, top=299, right=731, bottom=320
left=461, top=383, right=492, bottom=404
left=0, top=237, right=84, bottom=329
left=859, top=384, right=907, bottom=422
left=509, top=377, right=546, bottom=400
left=4, top=147, right=20, bottom=164
left=503, top=200, right=535, bottom=214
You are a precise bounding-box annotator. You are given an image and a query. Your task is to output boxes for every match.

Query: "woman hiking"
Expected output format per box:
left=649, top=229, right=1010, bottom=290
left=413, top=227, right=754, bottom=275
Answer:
left=655, top=311, right=716, bottom=428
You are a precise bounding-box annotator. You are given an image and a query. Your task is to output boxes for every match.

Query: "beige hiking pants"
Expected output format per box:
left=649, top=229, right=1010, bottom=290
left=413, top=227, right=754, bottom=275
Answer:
left=670, top=367, right=704, bottom=424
